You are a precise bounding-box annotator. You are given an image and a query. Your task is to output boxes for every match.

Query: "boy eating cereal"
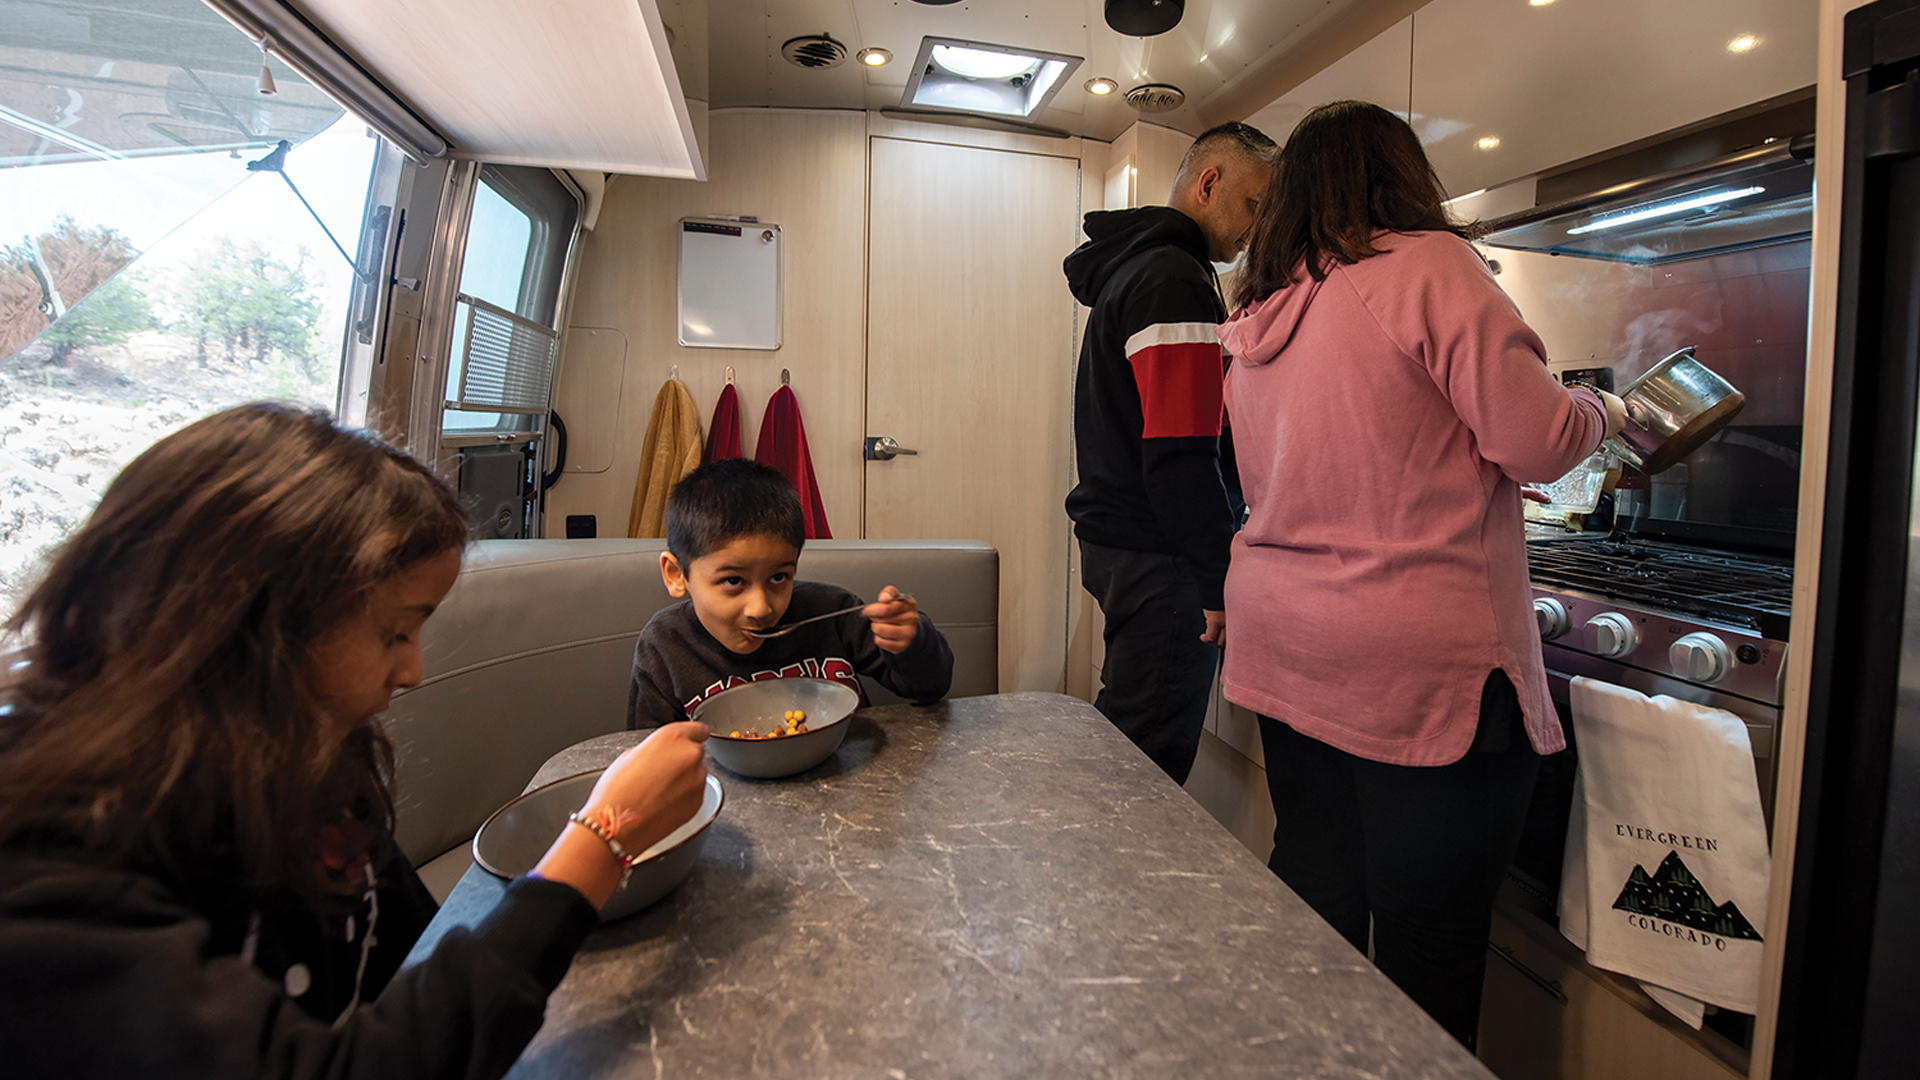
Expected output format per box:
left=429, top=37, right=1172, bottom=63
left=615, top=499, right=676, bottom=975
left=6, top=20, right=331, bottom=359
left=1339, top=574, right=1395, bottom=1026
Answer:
left=626, top=459, right=954, bottom=728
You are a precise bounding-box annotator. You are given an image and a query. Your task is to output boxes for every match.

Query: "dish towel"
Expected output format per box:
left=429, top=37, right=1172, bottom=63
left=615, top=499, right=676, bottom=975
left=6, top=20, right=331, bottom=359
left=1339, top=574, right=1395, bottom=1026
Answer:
left=754, top=384, right=831, bottom=539
left=706, top=382, right=743, bottom=462
left=1560, top=677, right=1771, bottom=1026
left=628, top=378, right=704, bottom=538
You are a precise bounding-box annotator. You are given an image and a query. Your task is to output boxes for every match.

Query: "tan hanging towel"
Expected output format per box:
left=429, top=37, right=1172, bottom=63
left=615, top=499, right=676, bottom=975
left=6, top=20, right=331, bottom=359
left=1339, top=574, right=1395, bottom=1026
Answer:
left=628, top=378, right=704, bottom=537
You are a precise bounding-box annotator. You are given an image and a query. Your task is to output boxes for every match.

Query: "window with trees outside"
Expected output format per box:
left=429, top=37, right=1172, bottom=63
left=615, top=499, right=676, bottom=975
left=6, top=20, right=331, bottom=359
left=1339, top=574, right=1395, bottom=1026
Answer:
left=0, top=0, right=378, bottom=622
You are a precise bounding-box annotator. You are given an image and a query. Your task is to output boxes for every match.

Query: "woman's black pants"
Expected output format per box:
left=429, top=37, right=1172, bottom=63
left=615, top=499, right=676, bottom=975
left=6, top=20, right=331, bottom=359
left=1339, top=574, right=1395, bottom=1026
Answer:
left=1258, top=671, right=1539, bottom=1049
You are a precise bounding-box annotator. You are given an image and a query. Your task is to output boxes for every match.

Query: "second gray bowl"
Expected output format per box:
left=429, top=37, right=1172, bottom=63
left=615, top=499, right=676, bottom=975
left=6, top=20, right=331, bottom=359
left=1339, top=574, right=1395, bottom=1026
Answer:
left=693, top=678, right=861, bottom=778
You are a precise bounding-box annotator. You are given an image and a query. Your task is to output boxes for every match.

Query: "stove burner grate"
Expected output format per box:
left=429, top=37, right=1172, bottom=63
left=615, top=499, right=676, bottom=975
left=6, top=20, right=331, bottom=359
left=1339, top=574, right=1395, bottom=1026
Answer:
left=1526, top=537, right=1792, bottom=639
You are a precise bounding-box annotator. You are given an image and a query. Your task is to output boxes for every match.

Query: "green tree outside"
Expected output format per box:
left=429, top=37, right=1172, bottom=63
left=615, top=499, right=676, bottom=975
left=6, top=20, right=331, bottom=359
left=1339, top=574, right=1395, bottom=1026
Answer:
left=176, top=238, right=324, bottom=376
left=36, top=272, right=157, bottom=363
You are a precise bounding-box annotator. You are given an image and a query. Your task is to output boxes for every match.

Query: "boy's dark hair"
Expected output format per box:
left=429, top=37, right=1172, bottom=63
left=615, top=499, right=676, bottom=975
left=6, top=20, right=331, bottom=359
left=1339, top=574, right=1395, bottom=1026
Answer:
left=666, top=459, right=805, bottom=563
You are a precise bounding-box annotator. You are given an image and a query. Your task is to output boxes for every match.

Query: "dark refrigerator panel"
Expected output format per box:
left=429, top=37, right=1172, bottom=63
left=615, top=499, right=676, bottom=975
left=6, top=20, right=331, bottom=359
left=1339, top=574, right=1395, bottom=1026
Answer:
left=1776, top=1, right=1920, bottom=1075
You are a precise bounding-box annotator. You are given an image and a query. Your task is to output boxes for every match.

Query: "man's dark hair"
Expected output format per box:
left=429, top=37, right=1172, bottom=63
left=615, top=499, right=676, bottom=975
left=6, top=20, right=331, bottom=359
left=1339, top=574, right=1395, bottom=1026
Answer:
left=665, top=458, right=805, bottom=563
left=1173, top=121, right=1280, bottom=190
left=1234, top=100, right=1470, bottom=308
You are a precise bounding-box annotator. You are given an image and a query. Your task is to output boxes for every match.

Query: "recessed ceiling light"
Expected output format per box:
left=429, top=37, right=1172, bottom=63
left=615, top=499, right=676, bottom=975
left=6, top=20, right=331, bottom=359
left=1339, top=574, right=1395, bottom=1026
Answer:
left=1529, top=0, right=1554, bottom=7
left=858, top=48, right=892, bottom=67
left=1727, top=33, right=1760, bottom=54
left=900, top=36, right=1084, bottom=120
left=1477, top=135, right=1501, bottom=151
left=1085, top=77, right=1118, bottom=96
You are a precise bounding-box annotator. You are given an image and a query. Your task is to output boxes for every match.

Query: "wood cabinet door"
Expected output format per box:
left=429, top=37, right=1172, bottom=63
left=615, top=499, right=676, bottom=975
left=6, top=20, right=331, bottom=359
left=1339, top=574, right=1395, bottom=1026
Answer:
left=863, top=136, right=1081, bottom=693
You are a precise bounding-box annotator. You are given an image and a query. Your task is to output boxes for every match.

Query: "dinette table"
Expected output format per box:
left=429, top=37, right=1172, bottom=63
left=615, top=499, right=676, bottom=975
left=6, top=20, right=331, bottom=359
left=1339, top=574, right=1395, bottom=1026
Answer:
left=408, top=692, right=1493, bottom=1078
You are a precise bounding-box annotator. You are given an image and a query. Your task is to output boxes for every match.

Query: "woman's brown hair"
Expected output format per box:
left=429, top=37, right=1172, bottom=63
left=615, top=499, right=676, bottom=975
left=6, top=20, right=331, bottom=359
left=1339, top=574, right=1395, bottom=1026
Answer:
left=1234, top=100, right=1474, bottom=309
left=0, top=403, right=468, bottom=908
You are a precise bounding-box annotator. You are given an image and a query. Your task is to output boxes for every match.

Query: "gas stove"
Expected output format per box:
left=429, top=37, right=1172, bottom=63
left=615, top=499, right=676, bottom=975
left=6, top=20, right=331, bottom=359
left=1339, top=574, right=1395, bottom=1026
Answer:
left=1526, top=535, right=1791, bottom=710
left=1510, top=533, right=1792, bottom=941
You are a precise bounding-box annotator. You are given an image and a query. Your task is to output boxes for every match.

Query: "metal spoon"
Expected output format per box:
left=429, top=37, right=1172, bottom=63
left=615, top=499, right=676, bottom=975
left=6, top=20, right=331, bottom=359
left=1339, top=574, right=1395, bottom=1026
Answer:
left=744, top=592, right=913, bottom=639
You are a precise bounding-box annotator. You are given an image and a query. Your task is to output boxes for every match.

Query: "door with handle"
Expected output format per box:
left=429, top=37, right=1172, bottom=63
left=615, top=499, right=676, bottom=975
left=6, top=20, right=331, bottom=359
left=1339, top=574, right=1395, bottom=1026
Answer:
left=862, top=136, right=1080, bottom=692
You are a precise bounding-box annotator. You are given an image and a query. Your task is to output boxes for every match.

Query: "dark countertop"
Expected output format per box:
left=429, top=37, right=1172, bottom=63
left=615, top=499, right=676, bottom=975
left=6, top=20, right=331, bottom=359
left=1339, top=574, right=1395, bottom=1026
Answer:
left=410, top=691, right=1492, bottom=1079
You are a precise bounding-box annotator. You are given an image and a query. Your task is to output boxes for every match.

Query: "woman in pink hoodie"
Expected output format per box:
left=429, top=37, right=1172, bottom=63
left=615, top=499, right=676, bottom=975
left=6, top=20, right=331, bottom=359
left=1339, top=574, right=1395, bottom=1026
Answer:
left=1217, top=101, right=1626, bottom=1047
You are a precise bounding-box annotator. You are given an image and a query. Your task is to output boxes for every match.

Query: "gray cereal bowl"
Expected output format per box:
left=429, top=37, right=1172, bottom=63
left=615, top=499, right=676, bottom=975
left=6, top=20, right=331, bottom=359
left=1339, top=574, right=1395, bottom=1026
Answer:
left=693, top=678, right=861, bottom=779
left=472, top=770, right=724, bottom=921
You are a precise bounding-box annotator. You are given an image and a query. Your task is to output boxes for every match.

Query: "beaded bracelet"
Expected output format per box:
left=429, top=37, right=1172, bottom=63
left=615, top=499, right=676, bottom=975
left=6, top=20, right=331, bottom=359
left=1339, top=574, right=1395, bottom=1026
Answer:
left=567, top=807, right=640, bottom=883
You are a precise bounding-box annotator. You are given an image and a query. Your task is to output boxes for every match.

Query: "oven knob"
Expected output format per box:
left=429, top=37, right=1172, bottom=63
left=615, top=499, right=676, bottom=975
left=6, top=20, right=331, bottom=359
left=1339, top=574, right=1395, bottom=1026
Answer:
left=1534, top=598, right=1570, bottom=640
left=1586, top=612, right=1640, bottom=658
left=1671, top=632, right=1734, bottom=683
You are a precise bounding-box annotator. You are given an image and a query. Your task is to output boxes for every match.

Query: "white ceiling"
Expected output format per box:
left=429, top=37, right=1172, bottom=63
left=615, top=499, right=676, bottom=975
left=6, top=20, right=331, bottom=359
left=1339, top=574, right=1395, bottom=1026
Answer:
left=695, top=0, right=1393, bottom=143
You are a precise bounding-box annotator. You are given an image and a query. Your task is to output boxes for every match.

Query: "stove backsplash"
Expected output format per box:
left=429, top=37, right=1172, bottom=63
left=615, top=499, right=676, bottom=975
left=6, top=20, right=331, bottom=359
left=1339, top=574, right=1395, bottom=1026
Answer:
left=1490, top=239, right=1810, bottom=553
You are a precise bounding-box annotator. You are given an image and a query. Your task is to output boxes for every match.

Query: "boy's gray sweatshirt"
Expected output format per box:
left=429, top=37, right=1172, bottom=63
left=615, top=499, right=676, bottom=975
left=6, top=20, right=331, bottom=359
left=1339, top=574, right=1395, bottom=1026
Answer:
left=626, top=581, right=955, bottom=729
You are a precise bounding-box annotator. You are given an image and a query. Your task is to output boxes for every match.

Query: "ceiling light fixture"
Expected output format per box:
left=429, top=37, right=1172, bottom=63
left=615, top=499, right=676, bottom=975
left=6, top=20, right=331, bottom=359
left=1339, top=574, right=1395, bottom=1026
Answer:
left=1529, top=0, right=1555, bottom=7
left=1727, top=33, right=1760, bottom=54
left=900, top=36, right=1083, bottom=120
left=933, top=44, right=1039, bottom=80
left=1476, top=135, right=1501, bottom=150
left=1086, top=77, right=1118, bottom=95
left=1566, top=186, right=1768, bottom=235
left=858, top=47, right=892, bottom=67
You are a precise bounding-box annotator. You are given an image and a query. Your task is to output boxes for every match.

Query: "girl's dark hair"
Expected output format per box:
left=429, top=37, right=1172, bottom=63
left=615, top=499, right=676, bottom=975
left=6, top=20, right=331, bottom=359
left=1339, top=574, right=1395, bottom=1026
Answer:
left=0, top=403, right=469, bottom=908
left=665, top=458, right=805, bottom=564
left=1235, top=100, right=1474, bottom=309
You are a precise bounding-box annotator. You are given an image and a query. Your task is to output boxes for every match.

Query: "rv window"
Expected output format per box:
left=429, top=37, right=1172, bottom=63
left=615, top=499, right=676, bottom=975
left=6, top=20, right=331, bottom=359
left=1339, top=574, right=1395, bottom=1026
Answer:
left=0, top=1, right=378, bottom=622
left=443, top=165, right=577, bottom=433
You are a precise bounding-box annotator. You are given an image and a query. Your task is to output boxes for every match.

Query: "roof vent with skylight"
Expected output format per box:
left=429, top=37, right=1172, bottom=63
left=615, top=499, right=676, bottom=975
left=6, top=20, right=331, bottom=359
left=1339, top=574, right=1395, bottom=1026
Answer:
left=899, top=37, right=1083, bottom=121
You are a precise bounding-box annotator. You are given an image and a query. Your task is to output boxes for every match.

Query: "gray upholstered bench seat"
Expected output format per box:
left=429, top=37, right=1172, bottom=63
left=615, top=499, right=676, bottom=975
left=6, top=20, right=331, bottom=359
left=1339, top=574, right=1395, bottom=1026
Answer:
left=381, top=538, right=999, bottom=901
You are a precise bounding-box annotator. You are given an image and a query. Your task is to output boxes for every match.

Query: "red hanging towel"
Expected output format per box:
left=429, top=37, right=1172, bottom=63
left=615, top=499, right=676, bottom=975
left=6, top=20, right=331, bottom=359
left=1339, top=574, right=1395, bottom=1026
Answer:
left=706, top=382, right=742, bottom=462
left=754, top=384, right=832, bottom=539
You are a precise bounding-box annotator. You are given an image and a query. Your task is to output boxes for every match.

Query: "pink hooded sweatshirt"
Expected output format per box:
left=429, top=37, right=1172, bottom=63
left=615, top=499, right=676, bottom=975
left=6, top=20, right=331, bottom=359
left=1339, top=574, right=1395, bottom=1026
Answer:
left=1217, top=230, right=1605, bottom=765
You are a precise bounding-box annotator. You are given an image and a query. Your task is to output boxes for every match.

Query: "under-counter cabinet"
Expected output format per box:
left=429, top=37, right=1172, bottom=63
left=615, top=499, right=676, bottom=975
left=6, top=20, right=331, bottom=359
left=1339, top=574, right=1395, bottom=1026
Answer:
left=1478, top=896, right=1747, bottom=1080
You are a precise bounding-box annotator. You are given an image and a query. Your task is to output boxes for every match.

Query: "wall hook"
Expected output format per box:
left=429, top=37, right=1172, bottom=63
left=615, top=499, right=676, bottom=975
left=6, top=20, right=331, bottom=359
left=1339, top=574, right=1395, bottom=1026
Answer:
left=725, top=365, right=735, bottom=385
left=669, top=364, right=679, bottom=381
left=781, top=368, right=790, bottom=386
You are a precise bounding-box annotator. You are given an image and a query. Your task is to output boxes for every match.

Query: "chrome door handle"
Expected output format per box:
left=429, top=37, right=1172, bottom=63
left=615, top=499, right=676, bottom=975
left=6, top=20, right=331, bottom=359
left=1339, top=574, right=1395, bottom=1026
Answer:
left=864, top=436, right=919, bottom=461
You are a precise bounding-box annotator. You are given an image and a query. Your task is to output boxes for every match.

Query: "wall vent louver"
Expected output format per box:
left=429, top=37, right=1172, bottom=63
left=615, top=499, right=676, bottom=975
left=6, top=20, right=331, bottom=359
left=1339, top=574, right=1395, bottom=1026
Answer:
left=782, top=34, right=848, bottom=69
left=1124, top=83, right=1185, bottom=113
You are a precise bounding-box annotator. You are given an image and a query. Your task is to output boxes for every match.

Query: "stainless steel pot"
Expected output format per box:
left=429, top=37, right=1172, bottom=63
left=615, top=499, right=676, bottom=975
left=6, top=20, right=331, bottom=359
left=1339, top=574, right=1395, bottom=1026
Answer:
left=1604, top=346, right=1746, bottom=474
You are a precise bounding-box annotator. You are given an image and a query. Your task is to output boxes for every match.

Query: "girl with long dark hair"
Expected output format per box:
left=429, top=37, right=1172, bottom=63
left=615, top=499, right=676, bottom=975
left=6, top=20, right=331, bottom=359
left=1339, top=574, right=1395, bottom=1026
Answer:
left=1218, top=101, right=1627, bottom=1046
left=0, top=403, right=709, bottom=1078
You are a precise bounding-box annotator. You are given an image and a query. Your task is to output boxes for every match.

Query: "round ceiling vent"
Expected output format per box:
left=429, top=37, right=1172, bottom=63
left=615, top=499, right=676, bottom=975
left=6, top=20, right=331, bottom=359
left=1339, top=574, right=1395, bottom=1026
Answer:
left=1106, top=0, right=1186, bottom=37
left=782, top=34, right=849, bottom=69
left=1124, top=83, right=1186, bottom=113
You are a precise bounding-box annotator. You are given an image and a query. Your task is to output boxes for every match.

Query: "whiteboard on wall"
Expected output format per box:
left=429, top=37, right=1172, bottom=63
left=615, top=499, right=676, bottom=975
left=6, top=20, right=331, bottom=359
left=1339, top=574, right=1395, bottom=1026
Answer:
left=678, top=218, right=782, bottom=350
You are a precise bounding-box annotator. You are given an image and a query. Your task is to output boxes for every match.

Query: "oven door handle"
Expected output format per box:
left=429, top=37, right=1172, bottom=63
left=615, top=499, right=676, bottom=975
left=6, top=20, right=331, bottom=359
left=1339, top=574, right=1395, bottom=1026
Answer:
left=1488, top=941, right=1569, bottom=1004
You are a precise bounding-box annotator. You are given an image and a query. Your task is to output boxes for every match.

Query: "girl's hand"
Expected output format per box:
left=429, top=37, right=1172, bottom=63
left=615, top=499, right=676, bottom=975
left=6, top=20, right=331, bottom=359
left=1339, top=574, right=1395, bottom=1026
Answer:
left=864, top=586, right=919, bottom=655
left=535, top=722, right=709, bottom=909
left=586, top=721, right=710, bottom=853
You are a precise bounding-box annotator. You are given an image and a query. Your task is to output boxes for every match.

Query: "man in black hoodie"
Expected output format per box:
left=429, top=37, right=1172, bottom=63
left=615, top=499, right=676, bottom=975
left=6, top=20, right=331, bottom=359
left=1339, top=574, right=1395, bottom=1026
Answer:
left=1064, top=121, right=1276, bottom=783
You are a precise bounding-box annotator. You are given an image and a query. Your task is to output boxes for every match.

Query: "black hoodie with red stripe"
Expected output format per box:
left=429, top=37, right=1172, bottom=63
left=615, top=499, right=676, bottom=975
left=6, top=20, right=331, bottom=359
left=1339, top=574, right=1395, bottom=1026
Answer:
left=1064, top=206, right=1239, bottom=608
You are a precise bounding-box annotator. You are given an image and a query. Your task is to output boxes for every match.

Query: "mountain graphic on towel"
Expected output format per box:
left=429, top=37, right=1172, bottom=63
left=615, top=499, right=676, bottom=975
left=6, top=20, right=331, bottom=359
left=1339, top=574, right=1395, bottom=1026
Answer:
left=1611, top=850, right=1762, bottom=941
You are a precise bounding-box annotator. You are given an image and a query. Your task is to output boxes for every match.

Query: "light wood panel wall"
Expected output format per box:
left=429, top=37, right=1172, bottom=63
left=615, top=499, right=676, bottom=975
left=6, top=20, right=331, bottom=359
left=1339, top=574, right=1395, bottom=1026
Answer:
left=547, top=109, right=869, bottom=540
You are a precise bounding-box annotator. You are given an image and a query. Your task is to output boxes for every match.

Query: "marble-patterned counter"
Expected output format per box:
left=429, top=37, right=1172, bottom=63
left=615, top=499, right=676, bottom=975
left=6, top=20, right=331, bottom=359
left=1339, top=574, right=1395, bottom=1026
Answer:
left=409, top=692, right=1492, bottom=1078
